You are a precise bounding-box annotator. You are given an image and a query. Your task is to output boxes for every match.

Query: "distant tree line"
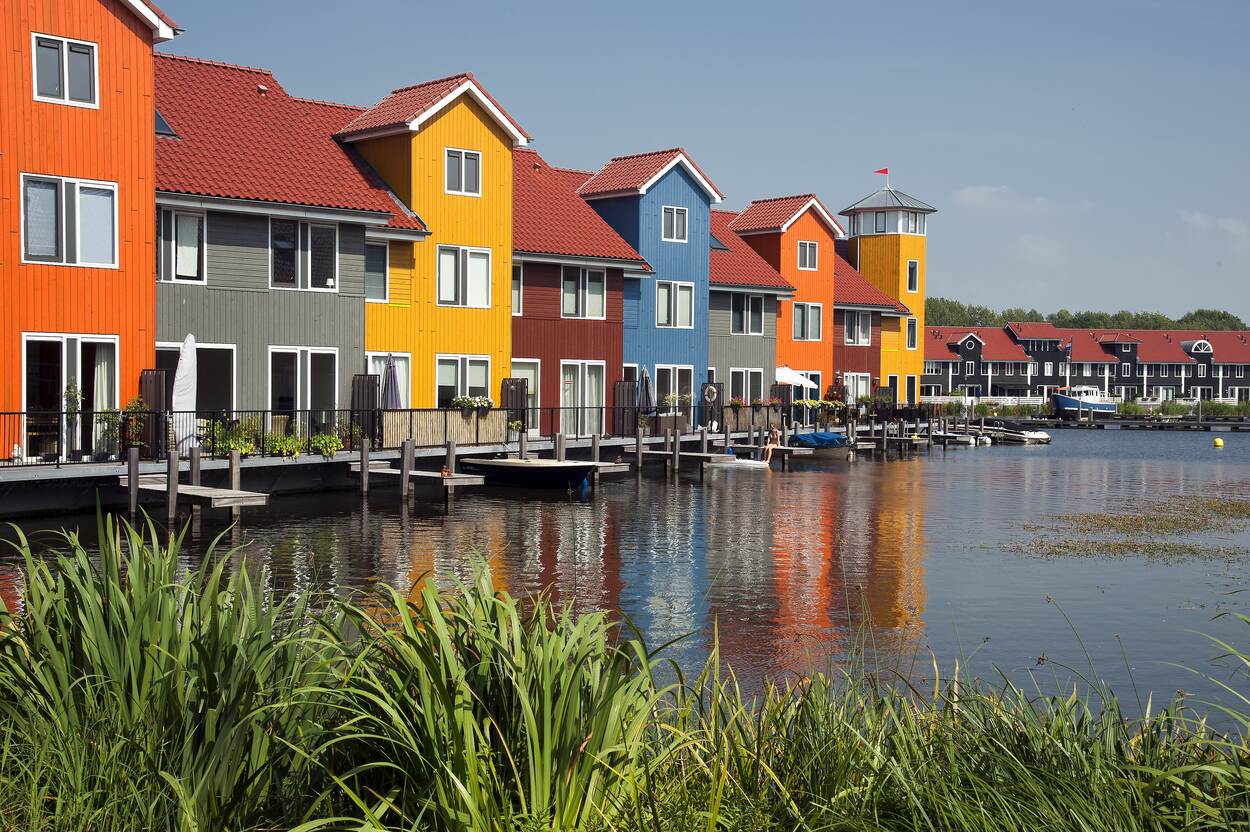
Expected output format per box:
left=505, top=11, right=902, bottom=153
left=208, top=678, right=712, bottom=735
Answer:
left=925, top=297, right=1246, bottom=331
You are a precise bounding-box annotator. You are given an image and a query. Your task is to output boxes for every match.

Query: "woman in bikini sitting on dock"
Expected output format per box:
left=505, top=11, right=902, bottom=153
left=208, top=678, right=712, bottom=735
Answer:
left=762, top=425, right=781, bottom=464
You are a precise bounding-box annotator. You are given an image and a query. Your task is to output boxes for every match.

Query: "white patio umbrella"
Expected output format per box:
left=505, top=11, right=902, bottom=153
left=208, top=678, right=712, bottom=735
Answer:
left=775, top=365, right=818, bottom=390
left=171, top=333, right=197, bottom=454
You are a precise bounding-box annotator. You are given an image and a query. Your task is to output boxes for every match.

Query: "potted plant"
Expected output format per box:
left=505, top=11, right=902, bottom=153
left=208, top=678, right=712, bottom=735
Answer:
left=750, top=397, right=765, bottom=413
left=63, top=377, right=83, bottom=459
left=728, top=397, right=745, bottom=412
left=94, top=408, right=120, bottom=461
left=308, top=432, right=343, bottom=458
left=121, top=396, right=148, bottom=452
left=472, top=396, right=493, bottom=417
left=768, top=396, right=783, bottom=413
left=450, top=395, right=476, bottom=416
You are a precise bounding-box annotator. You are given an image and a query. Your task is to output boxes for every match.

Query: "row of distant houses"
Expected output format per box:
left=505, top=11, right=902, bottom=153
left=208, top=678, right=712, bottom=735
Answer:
left=3, top=0, right=934, bottom=460
left=922, top=323, right=1250, bottom=401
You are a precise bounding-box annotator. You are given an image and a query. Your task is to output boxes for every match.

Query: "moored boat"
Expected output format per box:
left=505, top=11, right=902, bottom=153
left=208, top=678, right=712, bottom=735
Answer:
left=460, top=458, right=597, bottom=490
left=1051, top=386, right=1118, bottom=419
left=980, top=418, right=1052, bottom=444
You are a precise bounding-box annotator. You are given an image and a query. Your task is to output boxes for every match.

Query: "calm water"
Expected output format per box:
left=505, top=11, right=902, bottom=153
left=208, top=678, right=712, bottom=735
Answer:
left=5, top=429, right=1250, bottom=712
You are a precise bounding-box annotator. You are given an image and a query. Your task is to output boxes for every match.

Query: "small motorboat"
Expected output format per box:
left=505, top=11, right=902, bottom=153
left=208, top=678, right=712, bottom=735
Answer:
left=461, top=457, right=597, bottom=490
left=980, top=418, right=1051, bottom=445
left=704, top=452, right=771, bottom=469
left=789, top=430, right=851, bottom=459
left=1051, top=386, right=1118, bottom=420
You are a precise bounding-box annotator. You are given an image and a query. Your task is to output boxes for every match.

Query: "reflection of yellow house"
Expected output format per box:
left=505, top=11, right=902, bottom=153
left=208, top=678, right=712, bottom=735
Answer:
left=336, top=73, right=530, bottom=407
left=865, top=468, right=927, bottom=631
left=840, top=185, right=936, bottom=404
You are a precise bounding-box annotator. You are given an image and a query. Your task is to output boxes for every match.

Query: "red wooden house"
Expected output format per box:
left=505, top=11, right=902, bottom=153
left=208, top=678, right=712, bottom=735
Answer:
left=511, top=148, right=650, bottom=436
left=832, top=254, right=910, bottom=402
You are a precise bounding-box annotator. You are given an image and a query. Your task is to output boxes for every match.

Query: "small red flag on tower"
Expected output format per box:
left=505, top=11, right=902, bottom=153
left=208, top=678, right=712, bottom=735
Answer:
left=873, top=167, right=889, bottom=175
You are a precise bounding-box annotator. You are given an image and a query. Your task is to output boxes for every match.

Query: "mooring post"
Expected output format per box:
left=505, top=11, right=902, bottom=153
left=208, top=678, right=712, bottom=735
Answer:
left=189, top=446, right=202, bottom=526
left=634, top=426, right=643, bottom=472
left=166, top=449, right=179, bottom=525
left=127, top=446, right=139, bottom=518
left=445, top=440, right=456, bottom=474
left=519, top=430, right=528, bottom=460
left=360, top=434, right=369, bottom=494
left=444, top=440, right=456, bottom=511
left=670, top=428, right=679, bottom=473
left=724, top=419, right=732, bottom=455
left=556, top=433, right=567, bottom=461
left=229, top=449, right=241, bottom=523
left=399, top=439, right=414, bottom=502
left=590, top=433, right=601, bottom=493
left=700, top=426, right=708, bottom=454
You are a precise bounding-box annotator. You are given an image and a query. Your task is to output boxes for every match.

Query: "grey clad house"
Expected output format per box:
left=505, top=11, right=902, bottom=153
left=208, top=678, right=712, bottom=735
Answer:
left=707, top=210, right=793, bottom=403
left=151, top=54, right=425, bottom=425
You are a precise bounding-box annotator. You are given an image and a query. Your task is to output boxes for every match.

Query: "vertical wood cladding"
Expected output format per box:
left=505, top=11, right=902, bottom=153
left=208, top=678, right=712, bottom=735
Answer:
left=707, top=289, right=778, bottom=387
left=1, top=0, right=157, bottom=411
left=832, top=308, right=882, bottom=379
left=510, top=261, right=624, bottom=419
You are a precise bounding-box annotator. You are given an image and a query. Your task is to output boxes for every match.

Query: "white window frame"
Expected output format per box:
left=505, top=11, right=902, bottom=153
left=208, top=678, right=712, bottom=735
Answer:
left=560, top=266, right=607, bottom=320
left=511, top=357, right=541, bottom=434
left=364, top=241, right=390, bottom=304
left=965, top=361, right=975, bottom=375
left=874, top=211, right=886, bottom=233
left=365, top=350, right=412, bottom=409
left=924, top=361, right=942, bottom=375
left=559, top=359, right=607, bottom=435
left=1120, top=343, right=1131, bottom=353
left=1121, top=363, right=1131, bottom=377
left=730, top=293, right=764, bottom=336
left=268, top=217, right=301, bottom=291
left=907, top=259, right=919, bottom=293
left=656, top=280, right=694, bottom=329
left=170, top=209, right=206, bottom=283
left=305, top=223, right=339, bottom=293
left=1044, top=361, right=1053, bottom=375
left=436, top=245, right=492, bottom=308
left=843, top=310, right=872, bottom=346
left=435, top=353, right=492, bottom=405
left=792, top=302, right=823, bottom=341
left=729, top=367, right=764, bottom=402
left=797, top=240, right=818, bottom=271
left=20, top=331, right=121, bottom=459
left=31, top=32, right=99, bottom=109
left=511, top=263, right=522, bottom=317
left=158, top=340, right=237, bottom=410
left=20, top=173, right=118, bottom=269
left=906, top=317, right=918, bottom=350
left=654, top=364, right=694, bottom=408
left=266, top=345, right=339, bottom=412
left=661, top=205, right=688, bottom=243
left=1198, top=364, right=1208, bottom=378
left=444, top=147, right=482, bottom=197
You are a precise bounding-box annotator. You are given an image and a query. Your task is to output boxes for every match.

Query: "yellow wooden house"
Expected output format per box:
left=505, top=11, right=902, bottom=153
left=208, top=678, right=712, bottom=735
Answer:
left=840, top=185, right=936, bottom=404
left=336, top=73, right=529, bottom=407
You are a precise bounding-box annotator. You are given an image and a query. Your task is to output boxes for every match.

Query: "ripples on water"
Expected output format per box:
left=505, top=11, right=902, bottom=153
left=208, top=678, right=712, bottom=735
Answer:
left=4, top=429, right=1250, bottom=710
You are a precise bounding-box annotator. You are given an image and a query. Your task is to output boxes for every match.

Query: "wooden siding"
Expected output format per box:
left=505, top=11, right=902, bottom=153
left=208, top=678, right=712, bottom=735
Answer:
left=0, top=0, right=157, bottom=414
left=769, top=210, right=837, bottom=386
left=156, top=211, right=367, bottom=410
left=850, top=233, right=925, bottom=401
left=510, top=261, right=624, bottom=423
left=832, top=309, right=882, bottom=378
left=590, top=167, right=711, bottom=386
left=708, top=289, right=777, bottom=387
left=358, top=96, right=513, bottom=407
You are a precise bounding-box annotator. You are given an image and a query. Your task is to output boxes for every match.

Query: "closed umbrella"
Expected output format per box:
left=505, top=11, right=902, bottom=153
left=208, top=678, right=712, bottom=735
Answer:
left=381, top=354, right=402, bottom=410
left=171, top=334, right=197, bottom=455
left=638, top=369, right=655, bottom=414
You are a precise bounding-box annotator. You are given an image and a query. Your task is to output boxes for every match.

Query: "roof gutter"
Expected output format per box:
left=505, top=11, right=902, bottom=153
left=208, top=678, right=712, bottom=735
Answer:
left=514, top=251, right=654, bottom=275
left=157, top=192, right=399, bottom=226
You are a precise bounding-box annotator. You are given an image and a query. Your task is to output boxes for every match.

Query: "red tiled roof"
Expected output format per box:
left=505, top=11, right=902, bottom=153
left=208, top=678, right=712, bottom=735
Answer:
left=709, top=211, right=792, bottom=291
left=512, top=148, right=647, bottom=264
left=1006, top=321, right=1061, bottom=339
left=1094, top=332, right=1142, bottom=344
left=154, top=54, right=425, bottom=231
left=833, top=256, right=909, bottom=313
left=1127, top=331, right=1195, bottom=363
left=1060, top=331, right=1120, bottom=363
left=335, top=72, right=529, bottom=143
left=1202, top=331, right=1250, bottom=363
left=145, top=1, right=178, bottom=30
left=728, top=193, right=845, bottom=236
left=577, top=148, right=724, bottom=201
left=925, top=326, right=1030, bottom=362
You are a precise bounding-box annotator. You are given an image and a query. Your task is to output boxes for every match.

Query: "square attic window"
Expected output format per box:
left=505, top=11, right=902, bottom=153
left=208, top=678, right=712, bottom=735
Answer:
left=155, top=109, right=177, bottom=138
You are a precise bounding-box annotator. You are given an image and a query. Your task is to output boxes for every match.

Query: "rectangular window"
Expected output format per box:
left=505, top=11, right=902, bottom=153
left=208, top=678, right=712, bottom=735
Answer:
left=797, top=240, right=818, bottom=270
left=1044, top=361, right=1053, bottom=375
left=1236, top=365, right=1245, bottom=379
left=907, top=212, right=918, bottom=233
left=907, top=260, right=919, bottom=292
left=365, top=242, right=388, bottom=302
left=511, top=359, right=540, bottom=430
left=436, top=355, right=490, bottom=407
left=655, top=365, right=694, bottom=408
left=308, top=224, right=337, bottom=290
left=1161, top=364, right=1170, bottom=377
left=906, top=317, right=918, bottom=350
left=729, top=368, right=764, bottom=402
left=1121, top=363, right=1131, bottom=377
left=965, top=361, right=975, bottom=374
left=924, top=361, right=942, bottom=375
left=560, top=266, right=606, bottom=319
left=366, top=352, right=410, bottom=409
left=981, top=362, right=990, bottom=374
left=21, top=174, right=116, bottom=267
left=437, top=246, right=491, bottom=307
left=1028, top=362, right=1038, bottom=374
left=792, top=302, right=822, bottom=341
left=511, top=263, right=522, bottom=315
left=662, top=206, right=688, bottom=242
left=656, top=280, right=693, bottom=328
left=1198, top=364, right=1207, bottom=378
left=174, top=212, right=203, bottom=281
left=1121, top=343, right=1131, bottom=353
left=445, top=149, right=482, bottom=196
left=874, top=211, right=886, bottom=233
left=270, top=219, right=298, bottom=287
left=730, top=294, right=764, bottom=335
left=33, top=34, right=96, bottom=107
left=843, top=310, right=871, bottom=345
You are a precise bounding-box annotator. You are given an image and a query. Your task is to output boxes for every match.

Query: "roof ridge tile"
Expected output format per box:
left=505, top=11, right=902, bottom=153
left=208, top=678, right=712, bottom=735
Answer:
left=155, top=51, right=274, bottom=76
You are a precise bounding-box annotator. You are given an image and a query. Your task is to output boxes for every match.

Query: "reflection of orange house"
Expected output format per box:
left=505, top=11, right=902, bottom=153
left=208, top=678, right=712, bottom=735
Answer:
left=731, top=195, right=846, bottom=398
left=1, top=0, right=178, bottom=460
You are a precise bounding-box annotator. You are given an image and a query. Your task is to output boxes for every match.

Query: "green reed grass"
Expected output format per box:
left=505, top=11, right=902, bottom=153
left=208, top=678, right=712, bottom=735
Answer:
left=1, top=514, right=1249, bottom=830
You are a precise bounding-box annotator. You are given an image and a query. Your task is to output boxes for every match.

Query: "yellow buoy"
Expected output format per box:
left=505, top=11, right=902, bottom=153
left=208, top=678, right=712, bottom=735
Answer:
left=1214, top=437, right=1225, bottom=448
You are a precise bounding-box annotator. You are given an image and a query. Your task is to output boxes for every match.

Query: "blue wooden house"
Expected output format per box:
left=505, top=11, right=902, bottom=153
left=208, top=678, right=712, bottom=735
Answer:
left=577, top=149, right=723, bottom=416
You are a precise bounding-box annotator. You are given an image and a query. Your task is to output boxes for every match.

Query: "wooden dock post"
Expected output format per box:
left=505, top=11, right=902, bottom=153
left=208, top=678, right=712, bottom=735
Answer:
left=166, top=449, right=179, bottom=524
left=127, top=447, right=139, bottom=518
left=444, top=440, right=457, bottom=511
left=669, top=428, right=679, bottom=473
left=724, top=419, right=732, bottom=455
left=519, top=430, right=528, bottom=460
left=189, top=447, right=202, bottom=527
left=229, top=450, right=241, bottom=523
left=591, top=434, right=601, bottom=493
left=700, top=427, right=708, bottom=454
left=634, top=427, right=643, bottom=472
left=359, top=436, right=369, bottom=494
left=556, top=433, right=567, bottom=461
left=399, top=439, right=414, bottom=502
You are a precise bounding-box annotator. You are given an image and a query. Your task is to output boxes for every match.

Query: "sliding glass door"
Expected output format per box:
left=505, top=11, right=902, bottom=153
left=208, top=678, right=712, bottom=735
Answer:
left=22, top=334, right=117, bottom=461
left=270, top=347, right=337, bottom=435
left=560, top=361, right=605, bottom=436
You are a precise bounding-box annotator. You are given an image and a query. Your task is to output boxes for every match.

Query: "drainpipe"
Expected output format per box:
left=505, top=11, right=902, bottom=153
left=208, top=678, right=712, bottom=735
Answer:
left=1219, top=365, right=1224, bottom=400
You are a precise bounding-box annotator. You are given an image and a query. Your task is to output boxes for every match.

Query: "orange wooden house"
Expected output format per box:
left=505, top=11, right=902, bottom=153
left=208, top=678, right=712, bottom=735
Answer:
left=729, top=195, right=846, bottom=400
left=0, top=0, right=176, bottom=460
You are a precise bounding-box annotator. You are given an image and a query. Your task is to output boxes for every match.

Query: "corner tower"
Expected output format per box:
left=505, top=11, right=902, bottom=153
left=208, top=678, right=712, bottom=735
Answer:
left=840, top=182, right=935, bottom=404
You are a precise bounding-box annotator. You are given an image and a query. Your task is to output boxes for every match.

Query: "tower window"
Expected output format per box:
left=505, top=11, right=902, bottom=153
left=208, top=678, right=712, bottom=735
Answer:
left=907, top=260, right=918, bottom=293
left=874, top=211, right=886, bottom=233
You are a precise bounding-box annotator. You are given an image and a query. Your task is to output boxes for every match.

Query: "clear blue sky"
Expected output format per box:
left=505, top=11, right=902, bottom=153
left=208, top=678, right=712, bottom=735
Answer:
left=157, top=0, right=1250, bottom=319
